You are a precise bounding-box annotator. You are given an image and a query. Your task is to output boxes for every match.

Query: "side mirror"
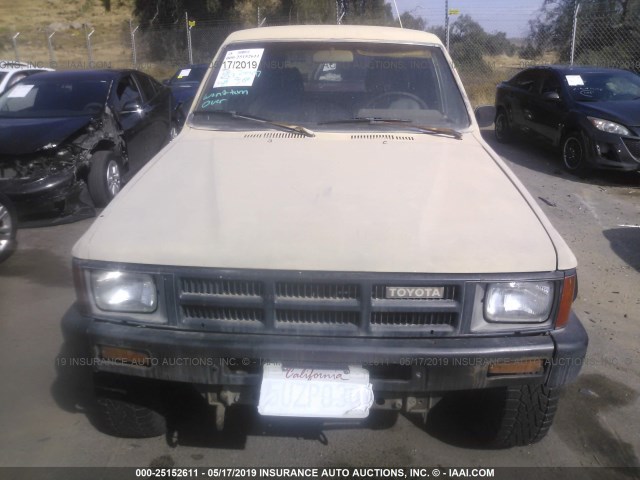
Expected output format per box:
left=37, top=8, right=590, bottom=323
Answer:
left=175, top=101, right=191, bottom=124
left=474, top=105, right=496, bottom=128
left=121, top=100, right=143, bottom=114
left=543, top=91, right=561, bottom=102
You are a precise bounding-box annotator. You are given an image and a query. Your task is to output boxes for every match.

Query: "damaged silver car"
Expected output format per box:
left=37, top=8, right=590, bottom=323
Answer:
left=0, top=69, right=171, bottom=225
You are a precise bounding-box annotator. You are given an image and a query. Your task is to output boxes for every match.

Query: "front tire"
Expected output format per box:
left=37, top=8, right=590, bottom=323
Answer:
left=0, top=192, right=17, bottom=263
left=482, top=384, right=560, bottom=448
left=169, top=121, right=180, bottom=141
left=562, top=132, right=589, bottom=174
left=494, top=110, right=512, bottom=143
left=88, top=151, right=123, bottom=208
left=91, top=375, right=167, bottom=438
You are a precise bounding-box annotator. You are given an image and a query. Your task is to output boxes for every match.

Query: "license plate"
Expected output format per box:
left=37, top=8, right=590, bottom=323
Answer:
left=257, top=363, right=374, bottom=419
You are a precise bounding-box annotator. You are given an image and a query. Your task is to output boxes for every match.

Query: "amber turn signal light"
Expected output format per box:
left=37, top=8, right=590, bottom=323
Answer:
left=488, top=359, right=544, bottom=376
left=98, top=346, right=151, bottom=366
left=556, top=274, right=577, bottom=329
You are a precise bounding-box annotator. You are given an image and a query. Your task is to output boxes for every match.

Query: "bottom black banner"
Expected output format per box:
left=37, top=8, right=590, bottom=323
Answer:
left=0, top=467, right=637, bottom=480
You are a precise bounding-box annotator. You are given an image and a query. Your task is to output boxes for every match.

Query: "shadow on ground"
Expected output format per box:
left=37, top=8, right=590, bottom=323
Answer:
left=50, top=306, right=640, bottom=462
left=51, top=307, right=400, bottom=450
left=554, top=374, right=640, bottom=472
left=0, top=247, right=72, bottom=288
left=480, top=129, right=640, bottom=188
left=603, top=228, right=640, bottom=272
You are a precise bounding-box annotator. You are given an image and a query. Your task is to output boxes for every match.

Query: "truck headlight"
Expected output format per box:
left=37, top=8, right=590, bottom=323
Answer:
left=91, top=271, right=157, bottom=313
left=588, top=117, right=630, bottom=136
left=484, top=281, right=554, bottom=323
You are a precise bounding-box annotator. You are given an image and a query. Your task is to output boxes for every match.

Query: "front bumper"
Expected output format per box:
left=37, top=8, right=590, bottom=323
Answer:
left=0, top=169, right=95, bottom=225
left=62, top=305, right=588, bottom=395
left=585, top=129, right=640, bottom=171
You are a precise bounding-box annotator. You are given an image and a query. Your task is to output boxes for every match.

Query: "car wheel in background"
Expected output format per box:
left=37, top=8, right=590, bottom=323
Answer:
left=88, top=151, right=123, bottom=208
left=169, top=121, right=180, bottom=140
left=494, top=110, right=512, bottom=143
left=562, top=132, right=589, bottom=174
left=0, top=192, right=17, bottom=263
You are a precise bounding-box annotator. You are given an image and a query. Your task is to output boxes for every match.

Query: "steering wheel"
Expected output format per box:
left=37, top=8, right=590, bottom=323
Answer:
left=364, top=91, right=428, bottom=109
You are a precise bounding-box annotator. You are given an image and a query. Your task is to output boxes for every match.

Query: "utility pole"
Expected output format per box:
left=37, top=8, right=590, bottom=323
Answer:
left=185, top=12, right=193, bottom=64
left=129, top=19, right=139, bottom=68
left=86, top=26, right=95, bottom=67
left=445, top=0, right=450, bottom=50
left=392, top=0, right=402, bottom=28
left=47, top=31, right=56, bottom=67
left=12, top=33, right=20, bottom=62
left=570, top=1, right=581, bottom=65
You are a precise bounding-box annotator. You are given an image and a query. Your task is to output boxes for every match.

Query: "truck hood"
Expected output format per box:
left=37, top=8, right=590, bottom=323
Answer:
left=74, top=130, right=558, bottom=273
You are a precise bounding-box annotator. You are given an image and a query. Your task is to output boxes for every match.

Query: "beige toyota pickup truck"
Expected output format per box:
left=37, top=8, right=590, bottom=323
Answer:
left=68, top=25, right=587, bottom=447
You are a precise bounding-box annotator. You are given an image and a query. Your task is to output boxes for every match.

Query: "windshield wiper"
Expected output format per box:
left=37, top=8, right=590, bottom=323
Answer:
left=192, top=110, right=315, bottom=137
left=410, top=125, right=463, bottom=140
left=319, top=117, right=462, bottom=140
left=320, top=117, right=412, bottom=125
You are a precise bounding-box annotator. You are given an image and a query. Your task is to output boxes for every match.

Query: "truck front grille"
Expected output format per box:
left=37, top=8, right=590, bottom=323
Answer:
left=275, top=309, right=360, bottom=325
left=176, top=272, right=464, bottom=337
left=275, top=282, right=359, bottom=300
left=182, top=305, right=263, bottom=322
left=370, top=311, right=457, bottom=327
left=181, top=278, right=263, bottom=297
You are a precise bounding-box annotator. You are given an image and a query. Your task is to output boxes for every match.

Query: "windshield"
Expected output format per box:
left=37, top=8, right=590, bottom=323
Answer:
left=191, top=41, right=470, bottom=131
left=0, top=77, right=110, bottom=117
left=170, top=66, right=208, bottom=85
left=566, top=70, right=640, bottom=102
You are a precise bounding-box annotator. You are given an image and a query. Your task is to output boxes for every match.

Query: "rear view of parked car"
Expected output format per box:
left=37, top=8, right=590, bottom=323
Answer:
left=0, top=69, right=171, bottom=223
left=495, top=65, right=640, bottom=173
left=0, top=60, right=52, bottom=94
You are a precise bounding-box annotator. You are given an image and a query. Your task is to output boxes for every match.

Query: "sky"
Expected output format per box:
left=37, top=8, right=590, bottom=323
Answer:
left=391, top=0, right=546, bottom=38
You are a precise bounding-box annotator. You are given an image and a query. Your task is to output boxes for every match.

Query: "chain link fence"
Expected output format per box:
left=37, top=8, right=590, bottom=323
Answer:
left=572, top=11, right=640, bottom=71
left=1, top=3, right=639, bottom=105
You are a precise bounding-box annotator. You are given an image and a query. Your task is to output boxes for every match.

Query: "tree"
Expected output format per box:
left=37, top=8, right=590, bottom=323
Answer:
left=523, top=0, right=640, bottom=70
left=133, top=0, right=238, bottom=26
left=444, top=15, right=516, bottom=75
left=399, top=11, right=426, bottom=31
left=134, top=0, right=395, bottom=26
left=131, top=0, right=420, bottom=62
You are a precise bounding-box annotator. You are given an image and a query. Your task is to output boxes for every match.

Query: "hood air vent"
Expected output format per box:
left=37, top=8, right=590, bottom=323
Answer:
left=350, top=134, right=414, bottom=141
left=243, top=132, right=308, bottom=139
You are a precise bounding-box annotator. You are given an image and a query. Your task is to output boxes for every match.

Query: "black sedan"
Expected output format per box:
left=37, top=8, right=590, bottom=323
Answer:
left=0, top=69, right=171, bottom=224
left=164, top=64, right=208, bottom=137
left=495, top=65, right=640, bottom=173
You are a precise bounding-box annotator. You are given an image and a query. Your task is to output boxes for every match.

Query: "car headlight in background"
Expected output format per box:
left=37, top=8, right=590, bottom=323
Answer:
left=588, top=117, right=630, bottom=136
left=484, top=281, right=554, bottom=323
left=91, top=271, right=157, bottom=313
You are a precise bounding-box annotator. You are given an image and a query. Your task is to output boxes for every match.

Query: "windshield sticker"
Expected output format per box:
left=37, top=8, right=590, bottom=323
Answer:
left=8, top=84, right=34, bottom=98
left=177, top=68, right=191, bottom=79
left=213, top=48, right=264, bottom=88
left=201, top=88, right=249, bottom=109
left=566, top=75, right=584, bottom=86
